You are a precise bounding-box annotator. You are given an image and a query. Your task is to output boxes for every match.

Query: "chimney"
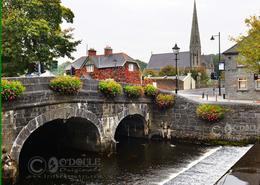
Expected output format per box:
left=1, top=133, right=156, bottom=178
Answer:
left=104, top=46, right=113, bottom=56
left=88, top=48, right=96, bottom=56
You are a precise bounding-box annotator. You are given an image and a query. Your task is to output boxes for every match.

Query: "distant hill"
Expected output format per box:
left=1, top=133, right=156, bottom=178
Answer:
left=135, top=59, right=147, bottom=71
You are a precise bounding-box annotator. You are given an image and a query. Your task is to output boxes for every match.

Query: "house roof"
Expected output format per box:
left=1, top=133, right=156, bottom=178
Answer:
left=201, top=54, right=214, bottom=68
left=67, top=53, right=139, bottom=70
left=65, top=56, right=87, bottom=70
left=223, top=44, right=239, bottom=55
left=147, top=51, right=191, bottom=70
left=147, top=52, right=213, bottom=70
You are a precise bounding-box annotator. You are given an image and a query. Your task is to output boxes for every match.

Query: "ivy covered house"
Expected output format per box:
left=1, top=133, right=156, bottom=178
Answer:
left=67, top=46, right=142, bottom=84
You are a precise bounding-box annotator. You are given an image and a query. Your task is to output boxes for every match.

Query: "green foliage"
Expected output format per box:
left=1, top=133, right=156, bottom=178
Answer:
left=57, top=61, right=72, bottom=75
left=124, top=85, right=144, bottom=98
left=196, top=104, right=227, bottom=122
left=49, top=76, right=82, bottom=94
left=182, top=67, right=209, bottom=86
left=144, top=84, right=158, bottom=97
left=98, top=79, right=123, bottom=98
left=2, top=0, right=81, bottom=76
left=1, top=79, right=26, bottom=101
left=143, top=69, right=158, bottom=77
left=135, top=59, right=148, bottom=71
left=159, top=65, right=176, bottom=76
left=231, top=16, right=260, bottom=73
left=155, top=94, right=175, bottom=109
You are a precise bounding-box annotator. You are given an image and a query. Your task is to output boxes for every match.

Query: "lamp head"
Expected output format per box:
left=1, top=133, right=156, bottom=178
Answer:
left=172, top=44, right=180, bottom=54
left=210, top=36, right=215, bottom=40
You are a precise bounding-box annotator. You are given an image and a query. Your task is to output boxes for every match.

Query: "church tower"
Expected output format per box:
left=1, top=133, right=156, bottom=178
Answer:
left=190, top=0, right=201, bottom=68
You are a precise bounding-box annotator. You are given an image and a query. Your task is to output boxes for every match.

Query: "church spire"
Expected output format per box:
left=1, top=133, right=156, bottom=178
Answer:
left=190, top=0, right=201, bottom=68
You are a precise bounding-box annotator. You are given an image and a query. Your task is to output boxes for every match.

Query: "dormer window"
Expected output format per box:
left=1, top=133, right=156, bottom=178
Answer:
left=86, top=65, right=94, bottom=72
left=128, top=63, right=134, bottom=71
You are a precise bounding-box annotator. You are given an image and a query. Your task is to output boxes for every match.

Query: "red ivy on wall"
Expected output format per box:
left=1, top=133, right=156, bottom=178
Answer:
left=75, top=64, right=141, bottom=84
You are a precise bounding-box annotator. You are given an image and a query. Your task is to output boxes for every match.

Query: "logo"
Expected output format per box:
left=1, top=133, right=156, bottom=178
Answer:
left=27, top=156, right=101, bottom=176
left=28, top=156, right=46, bottom=175
left=48, top=157, right=59, bottom=173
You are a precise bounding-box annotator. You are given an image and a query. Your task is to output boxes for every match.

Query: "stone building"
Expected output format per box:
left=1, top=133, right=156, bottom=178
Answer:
left=147, top=1, right=214, bottom=74
left=66, top=46, right=142, bottom=84
left=223, top=44, right=260, bottom=100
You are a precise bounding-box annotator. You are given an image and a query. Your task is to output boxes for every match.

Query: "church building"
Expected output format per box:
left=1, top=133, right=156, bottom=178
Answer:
left=147, top=1, right=214, bottom=74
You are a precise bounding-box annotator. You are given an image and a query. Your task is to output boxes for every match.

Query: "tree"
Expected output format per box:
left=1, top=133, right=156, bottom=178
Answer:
left=159, top=65, right=176, bottom=76
left=2, top=0, right=81, bottom=76
left=232, top=16, right=260, bottom=73
left=135, top=59, right=147, bottom=71
left=143, top=69, right=158, bottom=77
left=56, top=61, right=71, bottom=75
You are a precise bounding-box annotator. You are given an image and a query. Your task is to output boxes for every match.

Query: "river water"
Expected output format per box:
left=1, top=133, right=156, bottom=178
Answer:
left=17, top=138, right=253, bottom=185
left=17, top=138, right=215, bottom=185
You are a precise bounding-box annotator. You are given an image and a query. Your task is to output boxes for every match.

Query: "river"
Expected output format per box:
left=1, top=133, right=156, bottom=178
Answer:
left=16, top=138, right=253, bottom=185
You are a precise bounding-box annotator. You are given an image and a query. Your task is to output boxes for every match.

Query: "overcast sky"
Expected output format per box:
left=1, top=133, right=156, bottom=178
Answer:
left=60, top=0, right=260, bottom=64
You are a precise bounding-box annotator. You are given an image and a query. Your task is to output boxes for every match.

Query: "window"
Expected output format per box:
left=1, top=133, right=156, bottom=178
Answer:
left=238, top=77, right=247, bottom=90
left=86, top=65, right=94, bottom=72
left=255, top=79, right=260, bottom=90
left=128, top=63, right=134, bottom=71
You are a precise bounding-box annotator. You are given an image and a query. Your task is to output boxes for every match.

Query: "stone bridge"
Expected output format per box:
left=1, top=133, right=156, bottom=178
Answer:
left=2, top=77, right=260, bottom=166
left=2, top=77, right=154, bottom=163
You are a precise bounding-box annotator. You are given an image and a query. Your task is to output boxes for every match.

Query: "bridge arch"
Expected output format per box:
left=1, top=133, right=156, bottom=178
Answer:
left=111, top=104, right=150, bottom=141
left=10, top=106, right=102, bottom=162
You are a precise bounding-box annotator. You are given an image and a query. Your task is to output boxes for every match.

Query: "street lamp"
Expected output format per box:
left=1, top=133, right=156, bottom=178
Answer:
left=172, top=44, right=180, bottom=94
left=211, top=32, right=221, bottom=96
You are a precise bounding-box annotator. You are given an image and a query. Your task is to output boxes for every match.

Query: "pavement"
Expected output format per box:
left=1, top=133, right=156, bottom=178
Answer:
left=177, top=88, right=260, bottom=105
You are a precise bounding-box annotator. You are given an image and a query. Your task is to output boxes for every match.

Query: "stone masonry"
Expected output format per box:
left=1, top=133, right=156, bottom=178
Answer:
left=2, top=77, right=260, bottom=165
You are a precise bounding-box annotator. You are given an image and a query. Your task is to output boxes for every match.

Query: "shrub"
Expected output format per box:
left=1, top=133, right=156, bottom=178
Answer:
left=98, top=79, right=122, bottom=98
left=1, top=79, right=25, bottom=102
left=196, top=104, right=226, bottom=122
left=124, top=85, right=144, bottom=98
left=155, top=93, right=175, bottom=109
left=49, top=76, right=82, bottom=94
left=144, top=84, right=158, bottom=97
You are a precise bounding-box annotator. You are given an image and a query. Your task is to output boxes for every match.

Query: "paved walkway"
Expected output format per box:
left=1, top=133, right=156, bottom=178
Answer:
left=177, top=88, right=260, bottom=105
left=163, top=145, right=252, bottom=185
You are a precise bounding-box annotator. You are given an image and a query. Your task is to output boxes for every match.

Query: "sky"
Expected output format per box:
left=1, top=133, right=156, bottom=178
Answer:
left=60, top=0, right=260, bottom=64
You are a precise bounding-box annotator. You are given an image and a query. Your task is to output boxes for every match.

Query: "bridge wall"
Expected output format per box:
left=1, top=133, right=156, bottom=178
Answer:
left=153, top=96, right=260, bottom=142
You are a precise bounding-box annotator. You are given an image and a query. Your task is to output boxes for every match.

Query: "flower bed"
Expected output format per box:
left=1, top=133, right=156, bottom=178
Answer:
left=124, top=85, right=144, bottom=98
left=49, top=76, right=82, bottom=94
left=1, top=79, right=25, bottom=102
left=98, top=79, right=122, bottom=98
left=196, top=104, right=226, bottom=122
left=155, top=93, right=175, bottom=109
left=144, top=84, right=158, bottom=97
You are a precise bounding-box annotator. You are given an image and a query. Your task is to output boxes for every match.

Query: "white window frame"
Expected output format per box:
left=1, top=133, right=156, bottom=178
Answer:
left=255, top=79, right=260, bottom=90
left=238, top=77, right=247, bottom=91
left=86, top=65, right=94, bottom=72
left=128, top=63, right=134, bottom=72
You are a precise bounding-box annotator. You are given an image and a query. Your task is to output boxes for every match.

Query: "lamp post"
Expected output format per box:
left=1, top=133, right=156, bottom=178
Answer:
left=172, top=44, right=180, bottom=94
left=211, top=32, right=221, bottom=96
